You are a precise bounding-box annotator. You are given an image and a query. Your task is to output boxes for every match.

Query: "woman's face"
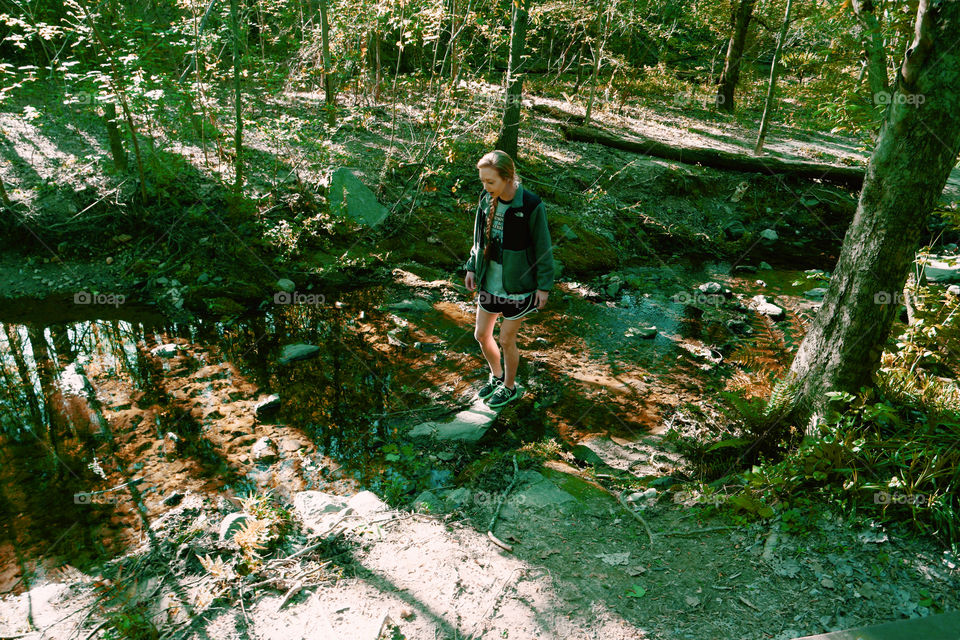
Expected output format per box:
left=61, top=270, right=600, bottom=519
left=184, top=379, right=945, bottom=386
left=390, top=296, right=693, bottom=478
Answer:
left=479, top=167, right=510, bottom=199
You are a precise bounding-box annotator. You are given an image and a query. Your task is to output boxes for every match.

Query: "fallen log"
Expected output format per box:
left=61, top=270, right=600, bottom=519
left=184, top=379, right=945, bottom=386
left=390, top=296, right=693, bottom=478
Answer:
left=560, top=123, right=866, bottom=189
left=531, top=102, right=585, bottom=124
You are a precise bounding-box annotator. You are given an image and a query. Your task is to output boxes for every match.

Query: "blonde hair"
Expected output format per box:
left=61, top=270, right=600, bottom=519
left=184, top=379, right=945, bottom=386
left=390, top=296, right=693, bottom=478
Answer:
left=476, top=150, right=520, bottom=262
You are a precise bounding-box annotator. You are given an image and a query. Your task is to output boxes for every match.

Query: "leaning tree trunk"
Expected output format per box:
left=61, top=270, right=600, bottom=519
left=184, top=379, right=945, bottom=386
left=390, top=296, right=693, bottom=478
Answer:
left=852, top=0, right=890, bottom=102
left=715, top=0, right=756, bottom=112
left=785, top=0, right=960, bottom=433
left=495, top=0, right=530, bottom=160
left=584, top=7, right=612, bottom=126
left=754, top=0, right=792, bottom=154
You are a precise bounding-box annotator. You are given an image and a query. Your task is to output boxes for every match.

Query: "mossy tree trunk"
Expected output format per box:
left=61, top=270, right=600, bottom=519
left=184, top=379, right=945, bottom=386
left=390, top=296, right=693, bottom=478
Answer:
left=785, top=0, right=960, bottom=433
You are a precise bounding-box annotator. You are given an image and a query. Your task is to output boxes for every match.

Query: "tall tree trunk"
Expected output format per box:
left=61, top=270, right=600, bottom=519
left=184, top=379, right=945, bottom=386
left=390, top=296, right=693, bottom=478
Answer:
left=546, top=26, right=555, bottom=75
left=852, top=0, right=890, bottom=102
left=375, top=30, right=383, bottom=101
left=103, top=102, right=128, bottom=172
left=754, top=0, right=792, bottom=154
left=179, top=0, right=218, bottom=82
left=230, top=0, right=243, bottom=197
left=784, top=0, right=960, bottom=433
left=318, top=0, right=335, bottom=125
left=715, top=0, right=756, bottom=112
left=495, top=0, right=530, bottom=159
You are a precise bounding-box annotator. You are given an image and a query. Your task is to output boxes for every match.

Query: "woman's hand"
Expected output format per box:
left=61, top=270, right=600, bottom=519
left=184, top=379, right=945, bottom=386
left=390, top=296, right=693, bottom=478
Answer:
left=465, top=270, right=476, bottom=291
left=534, top=289, right=549, bottom=309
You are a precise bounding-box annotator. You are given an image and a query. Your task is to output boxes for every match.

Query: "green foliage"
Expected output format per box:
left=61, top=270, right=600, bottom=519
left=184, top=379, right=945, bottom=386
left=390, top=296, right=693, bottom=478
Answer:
left=369, top=442, right=433, bottom=504
left=733, top=384, right=960, bottom=547
left=717, top=371, right=803, bottom=458
left=102, top=604, right=159, bottom=640
left=814, top=88, right=883, bottom=135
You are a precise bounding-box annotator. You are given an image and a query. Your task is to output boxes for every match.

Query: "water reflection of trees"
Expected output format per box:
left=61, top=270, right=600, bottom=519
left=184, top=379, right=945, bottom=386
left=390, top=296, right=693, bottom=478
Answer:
left=0, top=316, right=168, bottom=591
left=0, top=291, right=395, bottom=591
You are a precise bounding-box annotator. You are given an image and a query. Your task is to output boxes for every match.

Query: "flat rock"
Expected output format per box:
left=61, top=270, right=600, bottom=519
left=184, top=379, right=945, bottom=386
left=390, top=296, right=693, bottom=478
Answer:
left=749, top=294, right=785, bottom=320
left=698, top=281, right=723, bottom=295
left=380, top=298, right=434, bottom=312
left=413, top=490, right=441, bottom=510
left=251, top=437, right=279, bottom=463
left=281, top=438, right=303, bottom=452
left=254, top=394, right=281, bottom=417
left=625, top=325, right=657, bottom=339
left=346, top=490, right=389, bottom=516
left=444, top=487, right=472, bottom=508
left=292, top=491, right=353, bottom=535
left=408, top=396, right=500, bottom=442
left=512, top=471, right=577, bottom=511
left=329, top=167, right=390, bottom=228
left=151, top=343, right=178, bottom=358
left=920, top=256, right=960, bottom=283
left=278, top=343, right=321, bottom=364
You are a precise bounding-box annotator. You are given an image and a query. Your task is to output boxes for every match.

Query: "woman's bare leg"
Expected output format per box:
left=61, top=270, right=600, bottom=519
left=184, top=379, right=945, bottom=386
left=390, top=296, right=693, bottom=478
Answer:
left=474, top=305, right=503, bottom=377
left=498, top=316, right=525, bottom=389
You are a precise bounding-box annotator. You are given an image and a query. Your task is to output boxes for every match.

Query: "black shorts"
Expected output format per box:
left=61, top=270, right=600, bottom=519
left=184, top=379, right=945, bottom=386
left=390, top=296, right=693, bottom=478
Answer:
left=477, top=289, right=539, bottom=320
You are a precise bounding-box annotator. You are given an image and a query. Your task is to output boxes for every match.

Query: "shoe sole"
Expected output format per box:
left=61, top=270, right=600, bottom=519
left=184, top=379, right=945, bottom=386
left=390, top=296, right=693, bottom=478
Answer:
left=486, top=387, right=523, bottom=408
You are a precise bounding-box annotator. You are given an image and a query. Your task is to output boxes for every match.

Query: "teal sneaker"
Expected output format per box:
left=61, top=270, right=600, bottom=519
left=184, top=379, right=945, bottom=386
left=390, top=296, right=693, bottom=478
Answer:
left=485, top=381, right=522, bottom=408
left=478, top=372, right=504, bottom=400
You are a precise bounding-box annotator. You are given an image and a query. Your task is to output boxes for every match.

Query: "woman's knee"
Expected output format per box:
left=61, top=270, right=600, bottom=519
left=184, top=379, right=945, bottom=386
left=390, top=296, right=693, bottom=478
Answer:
left=475, top=326, right=494, bottom=342
left=498, top=334, right=518, bottom=349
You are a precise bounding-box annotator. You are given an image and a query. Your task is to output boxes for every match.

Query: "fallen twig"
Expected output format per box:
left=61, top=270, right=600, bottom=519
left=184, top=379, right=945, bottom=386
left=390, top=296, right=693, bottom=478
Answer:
left=83, top=619, right=110, bottom=640
left=614, top=491, right=655, bottom=545
left=276, top=580, right=302, bottom=611
left=486, top=530, right=512, bottom=552
left=737, top=595, right=760, bottom=611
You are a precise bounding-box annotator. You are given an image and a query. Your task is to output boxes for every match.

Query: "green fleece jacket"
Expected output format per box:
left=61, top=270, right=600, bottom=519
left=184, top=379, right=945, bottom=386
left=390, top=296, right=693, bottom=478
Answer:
left=463, top=184, right=555, bottom=294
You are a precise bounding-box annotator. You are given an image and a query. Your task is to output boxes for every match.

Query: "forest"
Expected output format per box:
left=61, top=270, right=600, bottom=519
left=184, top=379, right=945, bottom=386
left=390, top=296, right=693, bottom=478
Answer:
left=1, top=0, right=960, bottom=638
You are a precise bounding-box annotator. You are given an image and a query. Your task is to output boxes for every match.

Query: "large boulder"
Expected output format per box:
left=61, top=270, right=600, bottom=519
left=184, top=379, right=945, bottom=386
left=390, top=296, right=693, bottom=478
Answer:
left=329, top=168, right=390, bottom=228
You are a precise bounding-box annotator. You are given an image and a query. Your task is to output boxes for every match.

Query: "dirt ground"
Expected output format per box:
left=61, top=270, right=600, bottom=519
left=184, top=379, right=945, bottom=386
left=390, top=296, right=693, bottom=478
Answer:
left=1, top=263, right=959, bottom=640
left=2, top=82, right=960, bottom=640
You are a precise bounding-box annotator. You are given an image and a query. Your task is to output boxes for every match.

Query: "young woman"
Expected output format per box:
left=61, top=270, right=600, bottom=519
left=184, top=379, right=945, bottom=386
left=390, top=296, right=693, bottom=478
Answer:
left=464, top=150, right=554, bottom=408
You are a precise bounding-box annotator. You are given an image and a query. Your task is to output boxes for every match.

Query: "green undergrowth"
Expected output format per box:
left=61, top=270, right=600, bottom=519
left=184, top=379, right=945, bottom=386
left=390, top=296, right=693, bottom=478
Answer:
left=686, top=380, right=960, bottom=550
left=675, top=281, right=960, bottom=549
